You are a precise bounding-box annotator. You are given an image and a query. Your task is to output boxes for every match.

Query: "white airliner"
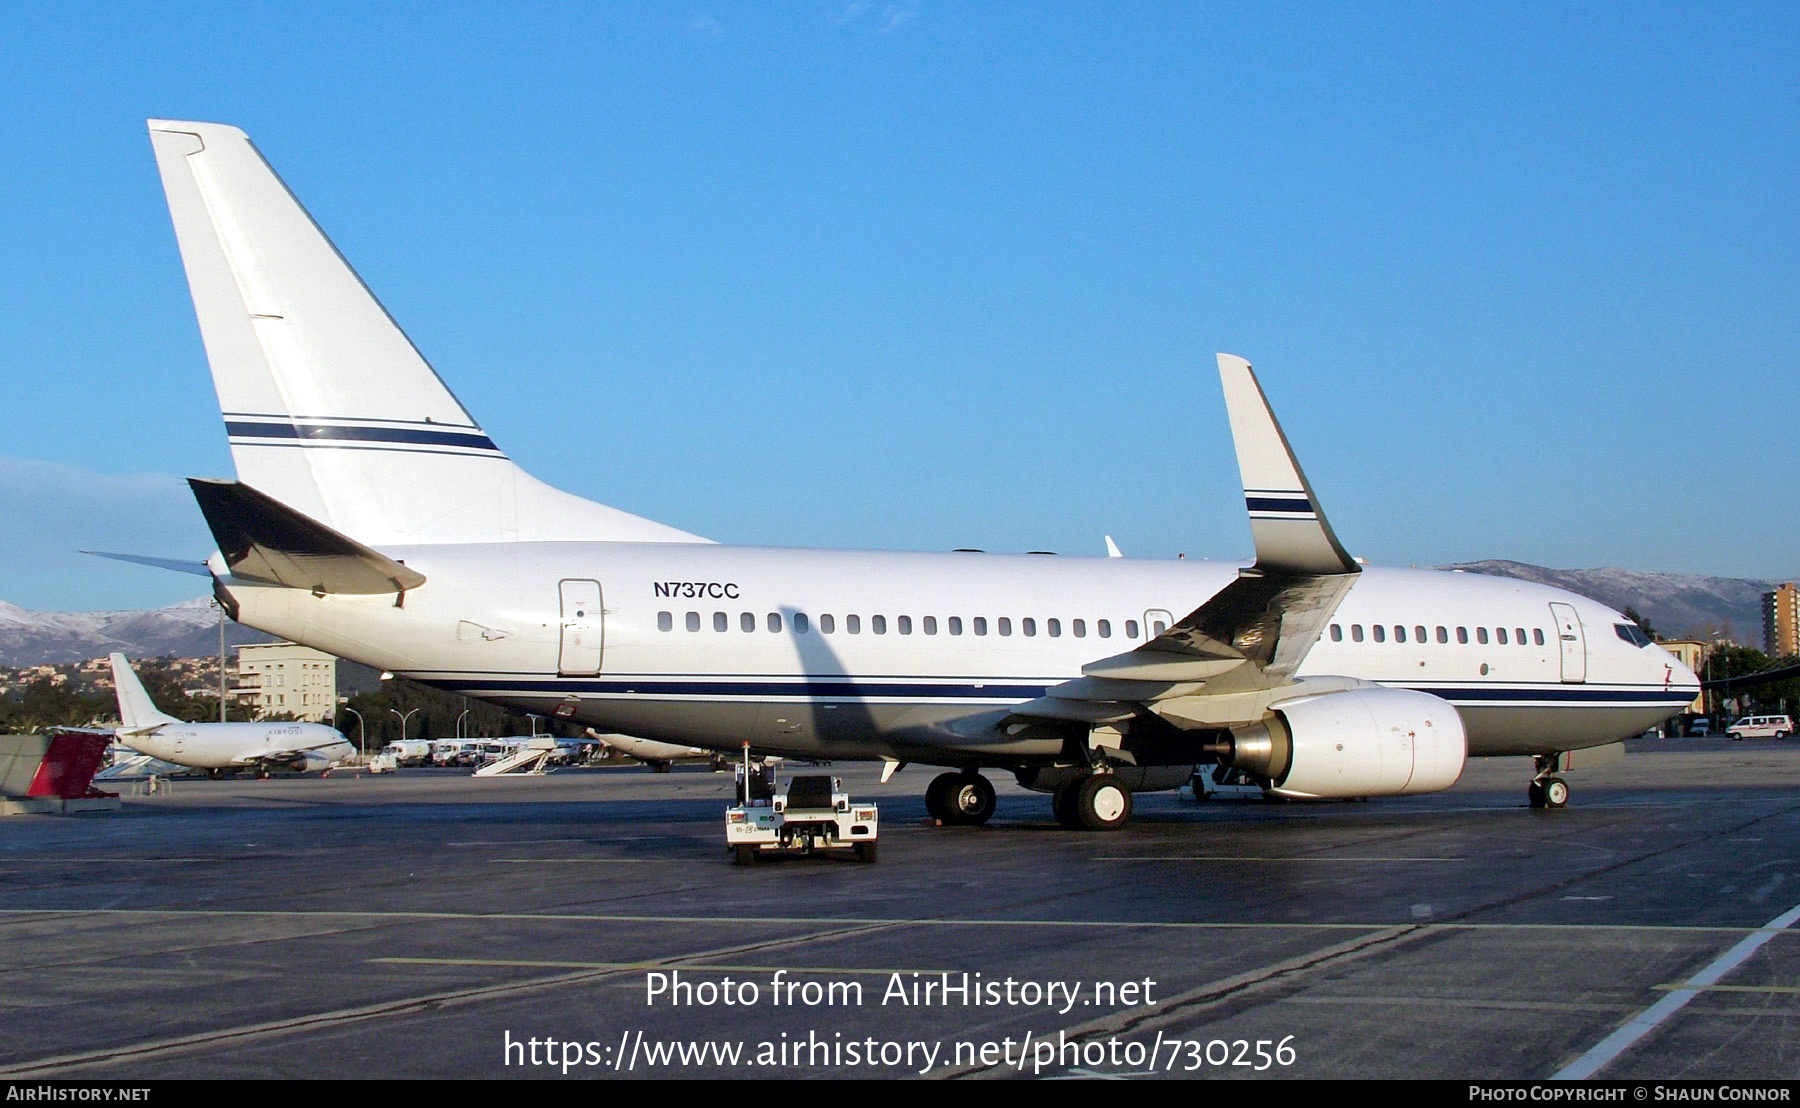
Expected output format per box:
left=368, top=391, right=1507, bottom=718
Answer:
left=109, top=653, right=355, bottom=778
left=139, top=119, right=1699, bottom=828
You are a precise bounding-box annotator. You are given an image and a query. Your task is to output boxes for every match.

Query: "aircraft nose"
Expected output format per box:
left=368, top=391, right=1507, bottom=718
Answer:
left=1658, top=648, right=1701, bottom=696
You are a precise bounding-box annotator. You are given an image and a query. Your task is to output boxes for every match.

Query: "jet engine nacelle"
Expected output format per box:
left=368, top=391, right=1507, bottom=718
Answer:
left=1224, top=687, right=1466, bottom=799
left=286, top=750, right=335, bottom=773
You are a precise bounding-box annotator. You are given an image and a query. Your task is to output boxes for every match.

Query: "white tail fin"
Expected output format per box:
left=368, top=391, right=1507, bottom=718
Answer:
left=147, top=120, right=706, bottom=547
left=109, top=653, right=181, bottom=734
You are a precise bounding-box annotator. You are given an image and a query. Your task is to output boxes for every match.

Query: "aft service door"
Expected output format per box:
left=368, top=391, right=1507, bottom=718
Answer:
left=1549, top=602, right=1586, bottom=684
left=559, top=579, right=604, bottom=676
left=1144, top=609, right=1175, bottom=640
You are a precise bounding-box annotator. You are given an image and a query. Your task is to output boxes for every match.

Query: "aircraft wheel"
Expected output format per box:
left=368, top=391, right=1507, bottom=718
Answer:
left=649, top=760, right=673, bottom=773
left=1074, top=774, right=1133, bottom=832
left=925, top=772, right=962, bottom=823
left=208, top=768, right=223, bottom=781
left=947, top=773, right=996, bottom=826
left=855, top=842, right=878, bottom=864
left=1541, top=777, right=1570, bottom=808
left=1051, top=780, right=1083, bottom=829
left=733, top=845, right=757, bottom=866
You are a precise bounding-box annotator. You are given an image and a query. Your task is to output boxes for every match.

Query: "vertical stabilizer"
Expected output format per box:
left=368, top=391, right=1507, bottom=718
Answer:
left=147, top=120, right=706, bottom=547
left=109, top=654, right=181, bottom=733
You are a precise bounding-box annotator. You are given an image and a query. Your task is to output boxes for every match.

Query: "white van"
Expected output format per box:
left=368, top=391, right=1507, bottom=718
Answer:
left=1726, top=715, right=1794, bottom=740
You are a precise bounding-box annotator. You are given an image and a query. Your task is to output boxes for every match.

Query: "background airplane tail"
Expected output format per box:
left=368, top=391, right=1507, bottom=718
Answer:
left=147, top=120, right=705, bottom=548
left=108, top=654, right=181, bottom=733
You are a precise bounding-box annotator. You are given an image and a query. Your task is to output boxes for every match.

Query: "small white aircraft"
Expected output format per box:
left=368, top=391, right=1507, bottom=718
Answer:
left=588, top=730, right=725, bottom=772
left=109, top=653, right=355, bottom=778
left=138, top=119, right=1700, bottom=827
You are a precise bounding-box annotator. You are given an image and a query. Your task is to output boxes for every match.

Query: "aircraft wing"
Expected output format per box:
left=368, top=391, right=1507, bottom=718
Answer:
left=1007, top=355, right=1362, bottom=730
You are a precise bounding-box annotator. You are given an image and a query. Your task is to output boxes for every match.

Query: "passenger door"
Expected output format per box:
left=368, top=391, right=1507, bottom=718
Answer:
left=1549, top=602, right=1586, bottom=683
left=558, top=579, right=604, bottom=676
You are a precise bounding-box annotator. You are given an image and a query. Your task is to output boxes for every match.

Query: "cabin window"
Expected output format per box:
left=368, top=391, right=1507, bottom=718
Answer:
left=1351, top=624, right=1364, bottom=642
left=1457, top=627, right=1469, bottom=644
left=1415, top=625, right=1428, bottom=643
left=686, top=612, right=701, bottom=632
left=846, top=615, right=862, bottom=634
left=924, top=616, right=938, bottom=635
left=1477, top=627, right=1489, bottom=645
left=1152, top=620, right=1169, bottom=635
left=1330, top=624, right=1343, bottom=642
left=872, top=615, right=887, bottom=635
left=1048, top=618, right=1062, bottom=637
left=949, top=616, right=963, bottom=636
left=1394, top=625, right=1407, bottom=643
left=794, top=613, right=810, bottom=634
left=1073, top=619, right=1088, bottom=638
left=898, top=615, right=913, bottom=635
left=1125, top=619, right=1140, bottom=639
left=741, top=612, right=756, bottom=633
left=1098, top=619, right=1112, bottom=638
left=1373, top=625, right=1387, bottom=643
left=657, top=611, right=672, bottom=632
left=998, top=617, right=1012, bottom=636
left=767, top=612, right=783, bottom=633
left=973, top=617, right=989, bottom=636
left=1022, top=617, right=1036, bottom=637
left=1516, top=627, right=1527, bottom=646
left=1497, top=628, right=1509, bottom=645
left=713, top=612, right=729, bottom=632
left=1437, top=626, right=1448, bottom=643
left=1534, top=628, right=1546, bottom=646
left=820, top=614, right=836, bottom=634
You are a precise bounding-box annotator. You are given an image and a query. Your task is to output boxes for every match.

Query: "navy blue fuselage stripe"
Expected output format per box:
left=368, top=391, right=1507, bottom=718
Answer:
left=225, top=421, right=500, bottom=451
left=417, top=677, right=1052, bottom=699
left=412, top=675, right=1690, bottom=706
left=1245, top=496, right=1312, bottom=513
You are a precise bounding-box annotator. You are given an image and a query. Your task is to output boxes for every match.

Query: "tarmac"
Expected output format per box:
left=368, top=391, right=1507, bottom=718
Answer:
left=0, top=738, right=1796, bottom=1080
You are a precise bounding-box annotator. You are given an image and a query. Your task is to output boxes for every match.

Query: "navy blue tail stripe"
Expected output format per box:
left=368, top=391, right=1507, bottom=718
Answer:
left=225, top=421, right=500, bottom=452
left=1245, top=496, right=1313, bottom=513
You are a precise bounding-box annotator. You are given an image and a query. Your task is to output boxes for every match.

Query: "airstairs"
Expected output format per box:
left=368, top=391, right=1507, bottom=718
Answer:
left=472, top=737, right=557, bottom=777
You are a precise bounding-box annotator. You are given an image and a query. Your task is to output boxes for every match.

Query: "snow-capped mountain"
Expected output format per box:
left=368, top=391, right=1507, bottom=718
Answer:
left=0, top=597, right=274, bottom=666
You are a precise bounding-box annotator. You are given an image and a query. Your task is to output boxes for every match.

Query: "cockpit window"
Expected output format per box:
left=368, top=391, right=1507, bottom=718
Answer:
left=1614, top=623, right=1653, bottom=648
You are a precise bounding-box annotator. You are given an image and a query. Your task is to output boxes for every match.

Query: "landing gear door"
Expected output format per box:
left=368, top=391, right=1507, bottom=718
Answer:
left=1549, top=602, right=1585, bottom=684
left=559, top=579, right=604, bottom=676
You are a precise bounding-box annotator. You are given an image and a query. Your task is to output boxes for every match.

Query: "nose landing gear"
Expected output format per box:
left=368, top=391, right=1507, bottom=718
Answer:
left=1528, top=755, right=1569, bottom=809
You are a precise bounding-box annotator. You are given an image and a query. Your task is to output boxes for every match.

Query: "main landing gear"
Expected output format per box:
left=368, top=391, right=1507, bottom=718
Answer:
left=1528, top=754, right=1569, bottom=809
left=925, top=771, right=997, bottom=826
left=1052, top=772, right=1133, bottom=832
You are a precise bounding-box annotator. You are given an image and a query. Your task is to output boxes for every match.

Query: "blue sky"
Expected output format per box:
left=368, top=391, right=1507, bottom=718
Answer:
left=3, top=2, right=1796, bottom=611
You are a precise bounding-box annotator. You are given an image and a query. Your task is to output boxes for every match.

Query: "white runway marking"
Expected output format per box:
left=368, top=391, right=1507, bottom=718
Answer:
left=1554, top=898, right=1800, bottom=1079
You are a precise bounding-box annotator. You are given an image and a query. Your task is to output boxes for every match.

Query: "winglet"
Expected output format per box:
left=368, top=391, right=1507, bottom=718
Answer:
left=1217, top=354, right=1358, bottom=576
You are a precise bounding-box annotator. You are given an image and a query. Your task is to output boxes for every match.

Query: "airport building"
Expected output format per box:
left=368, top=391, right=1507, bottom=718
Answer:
left=1765, top=584, right=1799, bottom=659
left=235, top=642, right=338, bottom=722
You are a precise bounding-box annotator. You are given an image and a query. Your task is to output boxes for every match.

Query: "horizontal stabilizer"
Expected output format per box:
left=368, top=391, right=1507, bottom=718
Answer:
left=82, top=551, right=212, bottom=577
left=188, top=478, right=427, bottom=596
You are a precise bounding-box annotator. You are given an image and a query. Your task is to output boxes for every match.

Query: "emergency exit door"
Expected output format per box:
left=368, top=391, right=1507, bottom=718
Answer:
left=559, top=579, right=604, bottom=676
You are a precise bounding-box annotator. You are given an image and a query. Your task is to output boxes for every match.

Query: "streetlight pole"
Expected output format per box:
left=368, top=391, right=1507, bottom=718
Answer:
left=456, top=709, right=471, bottom=740
left=339, top=700, right=366, bottom=757
left=215, top=600, right=228, bottom=723
left=389, top=708, right=421, bottom=745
